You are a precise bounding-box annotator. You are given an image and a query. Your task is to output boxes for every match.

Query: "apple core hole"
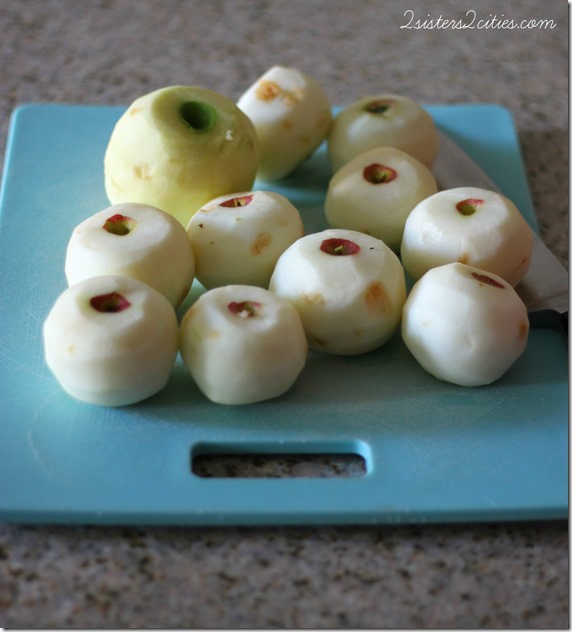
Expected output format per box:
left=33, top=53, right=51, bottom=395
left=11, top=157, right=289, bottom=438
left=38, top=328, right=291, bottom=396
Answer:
left=220, top=194, right=255, bottom=208
left=179, top=101, right=217, bottom=132
left=90, top=292, right=132, bottom=313
left=320, top=237, right=361, bottom=256
left=363, top=163, right=397, bottom=184
left=102, top=214, right=137, bottom=236
left=471, top=272, right=505, bottom=288
left=456, top=198, right=484, bottom=216
left=364, top=99, right=393, bottom=115
left=228, top=300, right=262, bottom=318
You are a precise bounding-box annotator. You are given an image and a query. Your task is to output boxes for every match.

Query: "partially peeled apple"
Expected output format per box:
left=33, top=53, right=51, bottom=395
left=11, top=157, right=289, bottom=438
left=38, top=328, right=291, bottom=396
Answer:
left=104, top=85, right=260, bottom=227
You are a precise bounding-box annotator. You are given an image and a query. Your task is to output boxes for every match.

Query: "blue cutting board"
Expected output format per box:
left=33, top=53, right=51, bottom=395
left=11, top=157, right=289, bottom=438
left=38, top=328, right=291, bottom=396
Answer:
left=0, top=103, right=568, bottom=526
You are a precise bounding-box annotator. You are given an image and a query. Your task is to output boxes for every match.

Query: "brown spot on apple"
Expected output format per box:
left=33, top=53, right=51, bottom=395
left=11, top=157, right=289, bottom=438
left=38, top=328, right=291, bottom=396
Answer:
left=518, top=319, right=529, bottom=340
left=365, top=282, right=390, bottom=315
left=302, top=292, right=326, bottom=306
left=251, top=232, right=272, bottom=255
left=255, top=81, right=303, bottom=107
left=457, top=253, right=470, bottom=264
left=283, top=87, right=304, bottom=107
left=133, top=164, right=152, bottom=180
left=256, top=80, right=282, bottom=101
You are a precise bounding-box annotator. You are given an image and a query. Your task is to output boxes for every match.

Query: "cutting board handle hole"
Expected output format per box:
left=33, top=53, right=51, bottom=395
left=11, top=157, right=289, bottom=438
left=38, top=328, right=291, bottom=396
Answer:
left=191, top=442, right=370, bottom=479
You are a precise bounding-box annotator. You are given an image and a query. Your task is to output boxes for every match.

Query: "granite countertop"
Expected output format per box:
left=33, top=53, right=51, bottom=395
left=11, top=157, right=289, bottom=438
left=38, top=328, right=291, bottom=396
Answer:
left=0, top=0, right=568, bottom=628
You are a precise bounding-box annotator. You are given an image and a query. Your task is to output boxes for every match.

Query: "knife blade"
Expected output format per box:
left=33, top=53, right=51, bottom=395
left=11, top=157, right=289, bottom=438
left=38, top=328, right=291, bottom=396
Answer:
left=432, top=132, right=569, bottom=332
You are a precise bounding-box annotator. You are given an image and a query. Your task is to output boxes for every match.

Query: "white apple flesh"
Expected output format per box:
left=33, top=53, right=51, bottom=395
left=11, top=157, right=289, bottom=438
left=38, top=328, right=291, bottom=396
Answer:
left=324, top=146, right=438, bottom=252
left=237, top=66, right=333, bottom=181
left=327, top=94, right=439, bottom=172
left=65, top=203, right=195, bottom=307
left=43, top=275, right=179, bottom=406
left=401, top=262, right=529, bottom=386
left=400, top=187, right=533, bottom=286
left=179, top=285, right=308, bottom=405
left=269, top=228, right=406, bottom=355
left=187, top=190, right=304, bottom=289
left=104, top=85, right=260, bottom=227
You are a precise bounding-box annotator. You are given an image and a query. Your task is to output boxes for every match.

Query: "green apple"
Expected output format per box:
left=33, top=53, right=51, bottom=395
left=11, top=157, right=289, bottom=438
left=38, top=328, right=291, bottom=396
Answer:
left=402, top=262, right=529, bottom=386
left=65, top=203, right=195, bottom=307
left=328, top=94, right=439, bottom=172
left=180, top=285, right=308, bottom=405
left=237, top=66, right=333, bottom=181
left=104, top=85, right=260, bottom=227
left=400, top=187, right=533, bottom=286
left=43, top=275, right=179, bottom=406
left=324, top=146, right=438, bottom=252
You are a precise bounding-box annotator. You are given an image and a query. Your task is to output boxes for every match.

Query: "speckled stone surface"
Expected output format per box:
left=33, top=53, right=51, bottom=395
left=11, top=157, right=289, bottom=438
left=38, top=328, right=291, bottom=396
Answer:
left=0, top=0, right=568, bottom=628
